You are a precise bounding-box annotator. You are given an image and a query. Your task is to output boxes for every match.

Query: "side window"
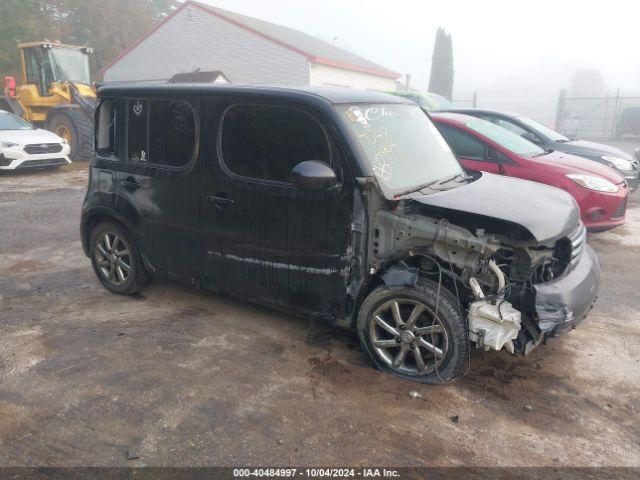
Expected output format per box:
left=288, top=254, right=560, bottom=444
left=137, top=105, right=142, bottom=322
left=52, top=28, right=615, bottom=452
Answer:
left=494, top=118, right=528, bottom=137
left=23, top=48, right=47, bottom=95
left=437, top=124, right=486, bottom=161
left=149, top=101, right=195, bottom=167
left=127, top=99, right=195, bottom=167
left=24, top=49, right=39, bottom=85
left=128, top=100, right=148, bottom=162
left=220, top=104, right=330, bottom=183
left=96, top=100, right=116, bottom=154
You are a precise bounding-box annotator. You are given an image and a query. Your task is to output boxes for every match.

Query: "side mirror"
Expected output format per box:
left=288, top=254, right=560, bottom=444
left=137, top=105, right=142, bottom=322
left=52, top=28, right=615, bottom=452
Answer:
left=521, top=132, right=540, bottom=144
left=291, top=160, right=338, bottom=192
left=634, top=147, right=640, bottom=161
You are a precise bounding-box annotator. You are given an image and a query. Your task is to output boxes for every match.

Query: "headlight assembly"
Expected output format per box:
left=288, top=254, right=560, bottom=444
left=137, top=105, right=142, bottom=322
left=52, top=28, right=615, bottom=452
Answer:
left=602, top=155, right=633, bottom=171
left=567, top=174, right=619, bottom=193
left=0, top=142, right=19, bottom=148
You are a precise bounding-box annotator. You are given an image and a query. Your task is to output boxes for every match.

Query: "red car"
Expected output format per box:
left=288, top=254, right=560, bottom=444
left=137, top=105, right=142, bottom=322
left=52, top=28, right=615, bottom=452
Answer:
left=432, top=112, right=628, bottom=231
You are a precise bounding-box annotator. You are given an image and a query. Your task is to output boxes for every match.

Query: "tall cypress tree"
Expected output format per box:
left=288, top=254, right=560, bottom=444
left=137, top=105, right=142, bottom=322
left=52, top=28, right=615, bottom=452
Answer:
left=428, top=27, right=454, bottom=100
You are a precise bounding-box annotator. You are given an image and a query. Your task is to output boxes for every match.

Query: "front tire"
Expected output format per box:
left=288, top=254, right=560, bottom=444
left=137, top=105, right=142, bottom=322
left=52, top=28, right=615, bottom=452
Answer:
left=357, top=280, right=469, bottom=384
left=89, top=222, right=149, bottom=295
left=47, top=109, right=93, bottom=162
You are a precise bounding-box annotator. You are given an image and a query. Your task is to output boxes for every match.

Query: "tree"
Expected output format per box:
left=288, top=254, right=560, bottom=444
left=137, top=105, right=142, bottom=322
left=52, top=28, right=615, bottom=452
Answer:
left=0, top=0, right=178, bottom=80
left=569, top=69, right=606, bottom=97
left=428, top=27, right=454, bottom=100
left=0, top=1, right=58, bottom=77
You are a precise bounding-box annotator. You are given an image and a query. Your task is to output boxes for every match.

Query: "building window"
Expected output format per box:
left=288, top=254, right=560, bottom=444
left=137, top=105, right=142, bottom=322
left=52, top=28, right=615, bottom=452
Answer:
left=127, top=99, right=195, bottom=167
left=220, top=104, right=330, bottom=183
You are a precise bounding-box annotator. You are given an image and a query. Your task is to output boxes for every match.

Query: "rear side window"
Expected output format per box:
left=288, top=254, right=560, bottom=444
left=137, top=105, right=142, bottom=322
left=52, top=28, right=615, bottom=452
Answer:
left=220, top=104, right=330, bottom=183
left=437, top=124, right=486, bottom=161
left=96, top=100, right=116, bottom=154
left=127, top=99, right=195, bottom=167
left=494, top=118, right=527, bottom=137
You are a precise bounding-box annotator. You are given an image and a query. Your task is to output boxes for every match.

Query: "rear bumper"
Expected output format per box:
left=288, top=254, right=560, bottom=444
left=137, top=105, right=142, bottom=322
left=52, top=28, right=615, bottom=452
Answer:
left=534, top=245, right=601, bottom=337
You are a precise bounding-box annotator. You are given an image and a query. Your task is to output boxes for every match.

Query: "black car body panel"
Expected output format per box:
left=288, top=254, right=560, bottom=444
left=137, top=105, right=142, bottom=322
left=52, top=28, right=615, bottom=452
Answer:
left=81, top=84, right=601, bottom=367
left=439, top=108, right=640, bottom=191
left=556, top=139, right=630, bottom=158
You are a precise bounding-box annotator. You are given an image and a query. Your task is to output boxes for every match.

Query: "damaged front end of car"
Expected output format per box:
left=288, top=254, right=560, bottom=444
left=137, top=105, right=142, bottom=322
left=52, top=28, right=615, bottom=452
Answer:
left=355, top=173, right=601, bottom=357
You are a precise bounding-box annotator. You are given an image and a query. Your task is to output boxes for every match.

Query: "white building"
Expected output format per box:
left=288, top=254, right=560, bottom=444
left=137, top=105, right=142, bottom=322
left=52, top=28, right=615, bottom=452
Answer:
left=102, top=0, right=400, bottom=90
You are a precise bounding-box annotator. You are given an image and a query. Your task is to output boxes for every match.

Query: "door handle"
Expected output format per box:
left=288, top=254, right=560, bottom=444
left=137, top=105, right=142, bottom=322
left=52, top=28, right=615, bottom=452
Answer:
left=207, top=194, right=235, bottom=210
left=119, top=178, right=142, bottom=190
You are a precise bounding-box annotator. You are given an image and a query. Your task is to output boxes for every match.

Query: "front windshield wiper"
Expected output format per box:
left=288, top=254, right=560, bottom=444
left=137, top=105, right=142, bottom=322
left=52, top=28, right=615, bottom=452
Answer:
left=532, top=149, right=553, bottom=157
left=394, top=173, right=468, bottom=198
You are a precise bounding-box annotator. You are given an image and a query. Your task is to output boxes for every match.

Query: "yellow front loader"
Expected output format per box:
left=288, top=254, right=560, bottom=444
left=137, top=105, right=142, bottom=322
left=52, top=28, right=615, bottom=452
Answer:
left=1, top=42, right=96, bottom=162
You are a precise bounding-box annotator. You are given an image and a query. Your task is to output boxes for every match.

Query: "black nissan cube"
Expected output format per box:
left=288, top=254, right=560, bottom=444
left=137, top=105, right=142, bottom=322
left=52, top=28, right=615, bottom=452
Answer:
left=81, top=84, right=600, bottom=384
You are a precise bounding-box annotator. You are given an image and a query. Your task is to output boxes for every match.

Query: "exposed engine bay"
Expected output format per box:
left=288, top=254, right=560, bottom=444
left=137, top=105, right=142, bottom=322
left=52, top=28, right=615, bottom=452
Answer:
left=368, top=198, right=587, bottom=355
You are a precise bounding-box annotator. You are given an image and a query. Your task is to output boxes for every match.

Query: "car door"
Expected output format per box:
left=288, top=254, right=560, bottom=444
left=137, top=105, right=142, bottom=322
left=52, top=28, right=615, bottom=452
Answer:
left=202, top=98, right=353, bottom=318
left=437, top=123, right=501, bottom=174
left=116, top=97, right=199, bottom=276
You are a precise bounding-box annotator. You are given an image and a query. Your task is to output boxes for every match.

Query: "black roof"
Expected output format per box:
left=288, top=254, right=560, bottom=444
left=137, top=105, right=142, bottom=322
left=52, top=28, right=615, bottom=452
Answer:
left=97, top=83, right=409, bottom=106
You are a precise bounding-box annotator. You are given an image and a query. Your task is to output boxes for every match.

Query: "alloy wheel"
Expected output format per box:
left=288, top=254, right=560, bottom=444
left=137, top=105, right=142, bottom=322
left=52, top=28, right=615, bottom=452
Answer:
left=369, top=298, right=449, bottom=375
left=94, top=231, right=131, bottom=286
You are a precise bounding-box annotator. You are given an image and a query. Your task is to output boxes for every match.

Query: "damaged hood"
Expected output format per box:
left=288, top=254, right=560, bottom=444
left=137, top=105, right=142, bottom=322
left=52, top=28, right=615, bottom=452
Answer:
left=409, top=172, right=580, bottom=244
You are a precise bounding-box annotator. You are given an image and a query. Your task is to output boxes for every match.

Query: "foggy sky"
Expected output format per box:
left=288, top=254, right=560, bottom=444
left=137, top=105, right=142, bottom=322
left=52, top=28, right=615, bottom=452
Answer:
left=198, top=0, right=639, bottom=124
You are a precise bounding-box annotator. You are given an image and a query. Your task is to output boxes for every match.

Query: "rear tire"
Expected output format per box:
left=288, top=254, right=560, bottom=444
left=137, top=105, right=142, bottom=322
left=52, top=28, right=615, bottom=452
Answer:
left=47, top=109, right=93, bottom=162
left=89, top=221, right=150, bottom=295
left=357, top=279, right=469, bottom=384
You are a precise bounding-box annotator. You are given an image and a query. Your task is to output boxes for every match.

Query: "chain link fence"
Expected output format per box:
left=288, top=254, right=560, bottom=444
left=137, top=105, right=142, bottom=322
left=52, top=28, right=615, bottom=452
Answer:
left=555, top=90, right=640, bottom=140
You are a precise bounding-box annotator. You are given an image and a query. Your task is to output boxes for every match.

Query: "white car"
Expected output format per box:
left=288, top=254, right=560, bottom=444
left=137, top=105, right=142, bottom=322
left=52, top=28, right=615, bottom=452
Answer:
left=0, top=110, right=71, bottom=171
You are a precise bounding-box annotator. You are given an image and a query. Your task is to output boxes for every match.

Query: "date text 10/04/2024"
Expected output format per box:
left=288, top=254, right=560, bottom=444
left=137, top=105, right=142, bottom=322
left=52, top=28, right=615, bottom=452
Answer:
left=232, top=468, right=400, bottom=478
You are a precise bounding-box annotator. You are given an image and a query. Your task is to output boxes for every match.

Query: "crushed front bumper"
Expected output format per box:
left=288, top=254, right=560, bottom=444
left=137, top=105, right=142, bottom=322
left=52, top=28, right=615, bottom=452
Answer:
left=534, top=245, right=601, bottom=337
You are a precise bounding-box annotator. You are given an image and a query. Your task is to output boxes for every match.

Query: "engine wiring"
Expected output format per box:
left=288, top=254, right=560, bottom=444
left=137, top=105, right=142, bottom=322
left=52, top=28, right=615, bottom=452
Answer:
left=415, top=221, right=530, bottom=382
left=444, top=222, right=466, bottom=382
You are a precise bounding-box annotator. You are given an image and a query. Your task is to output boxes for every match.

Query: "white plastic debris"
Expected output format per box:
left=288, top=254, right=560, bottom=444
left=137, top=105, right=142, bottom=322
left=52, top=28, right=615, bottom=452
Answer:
left=409, top=390, right=422, bottom=399
left=468, top=299, right=522, bottom=353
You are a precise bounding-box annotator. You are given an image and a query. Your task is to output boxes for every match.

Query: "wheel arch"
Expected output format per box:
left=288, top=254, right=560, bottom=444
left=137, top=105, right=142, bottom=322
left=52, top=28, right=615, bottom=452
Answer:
left=81, top=208, right=154, bottom=273
left=348, top=254, right=465, bottom=329
left=346, top=259, right=423, bottom=329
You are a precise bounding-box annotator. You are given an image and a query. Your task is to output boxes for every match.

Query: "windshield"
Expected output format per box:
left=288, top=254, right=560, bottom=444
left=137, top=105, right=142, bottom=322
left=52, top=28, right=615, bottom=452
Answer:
left=340, top=104, right=464, bottom=196
left=49, top=48, right=91, bottom=84
left=465, top=118, right=546, bottom=157
left=517, top=116, right=569, bottom=142
left=0, top=112, right=34, bottom=130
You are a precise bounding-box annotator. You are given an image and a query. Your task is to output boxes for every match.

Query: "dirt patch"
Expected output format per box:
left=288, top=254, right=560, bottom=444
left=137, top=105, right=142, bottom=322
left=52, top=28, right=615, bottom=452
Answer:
left=0, top=166, right=88, bottom=194
left=0, top=326, right=50, bottom=379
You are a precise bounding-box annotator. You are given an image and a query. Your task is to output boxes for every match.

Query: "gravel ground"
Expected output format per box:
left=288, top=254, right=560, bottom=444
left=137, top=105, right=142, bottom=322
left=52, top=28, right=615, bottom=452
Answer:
left=0, top=164, right=638, bottom=467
